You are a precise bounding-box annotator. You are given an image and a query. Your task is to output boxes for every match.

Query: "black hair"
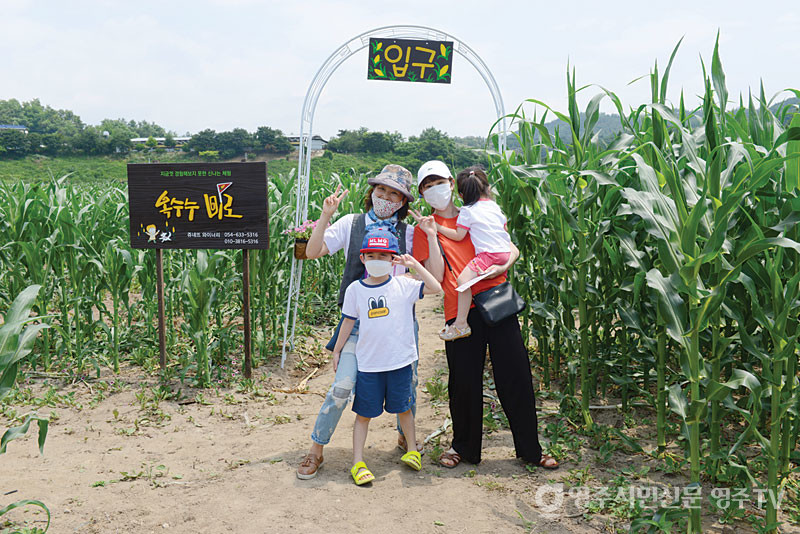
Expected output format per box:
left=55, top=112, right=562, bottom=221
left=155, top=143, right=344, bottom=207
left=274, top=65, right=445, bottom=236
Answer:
left=455, top=166, right=490, bottom=205
left=363, top=185, right=409, bottom=220
left=418, top=174, right=454, bottom=195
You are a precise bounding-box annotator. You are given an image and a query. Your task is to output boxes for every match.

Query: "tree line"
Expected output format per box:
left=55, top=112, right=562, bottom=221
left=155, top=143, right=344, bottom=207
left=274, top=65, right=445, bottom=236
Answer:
left=0, top=99, right=169, bottom=157
left=0, top=99, right=489, bottom=170
left=326, top=127, right=487, bottom=172
left=0, top=99, right=294, bottom=159
left=186, top=127, right=291, bottom=159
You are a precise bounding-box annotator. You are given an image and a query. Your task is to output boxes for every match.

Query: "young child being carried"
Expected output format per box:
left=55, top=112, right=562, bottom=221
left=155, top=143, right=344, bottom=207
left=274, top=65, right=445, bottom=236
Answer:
left=436, top=166, right=511, bottom=341
left=332, top=228, right=442, bottom=485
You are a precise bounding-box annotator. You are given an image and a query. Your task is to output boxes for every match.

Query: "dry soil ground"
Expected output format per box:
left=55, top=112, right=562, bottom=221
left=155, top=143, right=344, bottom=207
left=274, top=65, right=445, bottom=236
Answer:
left=2, top=295, right=789, bottom=533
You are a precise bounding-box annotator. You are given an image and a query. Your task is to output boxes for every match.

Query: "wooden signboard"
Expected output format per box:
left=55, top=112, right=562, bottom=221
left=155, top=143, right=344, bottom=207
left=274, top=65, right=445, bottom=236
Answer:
left=367, top=38, right=453, bottom=83
left=127, top=162, right=269, bottom=250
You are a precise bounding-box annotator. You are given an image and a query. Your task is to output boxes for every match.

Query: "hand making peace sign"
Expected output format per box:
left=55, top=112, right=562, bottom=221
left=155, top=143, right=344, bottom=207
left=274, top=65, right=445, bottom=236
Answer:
left=321, top=184, right=349, bottom=218
left=409, top=208, right=437, bottom=237
left=391, top=254, right=421, bottom=270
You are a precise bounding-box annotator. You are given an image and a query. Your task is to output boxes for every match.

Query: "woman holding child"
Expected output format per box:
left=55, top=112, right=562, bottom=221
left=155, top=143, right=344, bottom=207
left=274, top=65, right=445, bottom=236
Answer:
left=297, top=164, right=442, bottom=480
left=412, top=160, right=558, bottom=470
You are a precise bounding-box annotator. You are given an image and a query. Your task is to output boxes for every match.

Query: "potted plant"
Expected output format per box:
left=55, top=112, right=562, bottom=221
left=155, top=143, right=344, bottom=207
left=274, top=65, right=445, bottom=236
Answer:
left=283, top=220, right=319, bottom=260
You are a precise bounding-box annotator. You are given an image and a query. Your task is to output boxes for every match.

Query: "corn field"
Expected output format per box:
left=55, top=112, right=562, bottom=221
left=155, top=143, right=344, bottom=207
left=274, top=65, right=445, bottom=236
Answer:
left=2, top=37, right=800, bottom=533
left=0, top=170, right=377, bottom=386
left=491, top=38, right=800, bottom=532
left=0, top=165, right=377, bottom=531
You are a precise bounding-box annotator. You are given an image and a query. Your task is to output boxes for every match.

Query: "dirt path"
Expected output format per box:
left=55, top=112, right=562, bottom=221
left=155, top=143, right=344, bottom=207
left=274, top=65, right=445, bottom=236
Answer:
left=3, top=295, right=590, bottom=534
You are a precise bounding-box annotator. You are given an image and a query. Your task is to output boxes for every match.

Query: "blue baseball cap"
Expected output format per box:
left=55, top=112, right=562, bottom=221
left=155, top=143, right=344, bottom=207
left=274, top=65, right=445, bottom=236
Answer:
left=360, top=228, right=400, bottom=254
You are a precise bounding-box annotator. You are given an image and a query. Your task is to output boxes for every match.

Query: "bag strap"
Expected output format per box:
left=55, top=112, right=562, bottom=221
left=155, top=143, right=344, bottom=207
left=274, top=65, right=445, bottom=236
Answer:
left=337, top=214, right=367, bottom=307
left=436, top=235, right=454, bottom=274
left=397, top=221, right=408, bottom=254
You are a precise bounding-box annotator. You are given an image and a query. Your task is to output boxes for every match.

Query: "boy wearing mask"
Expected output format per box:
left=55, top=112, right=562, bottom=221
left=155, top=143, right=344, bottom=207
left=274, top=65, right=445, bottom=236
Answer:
left=332, top=228, right=442, bottom=484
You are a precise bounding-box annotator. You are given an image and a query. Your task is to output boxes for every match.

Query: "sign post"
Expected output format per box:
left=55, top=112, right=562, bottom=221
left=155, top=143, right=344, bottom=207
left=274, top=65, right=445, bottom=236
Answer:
left=156, top=249, right=166, bottom=369
left=242, top=249, right=252, bottom=379
left=128, top=162, right=268, bottom=376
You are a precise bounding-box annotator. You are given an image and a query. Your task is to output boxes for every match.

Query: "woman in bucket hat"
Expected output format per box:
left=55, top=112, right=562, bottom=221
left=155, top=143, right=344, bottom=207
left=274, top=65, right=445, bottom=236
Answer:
left=412, top=160, right=558, bottom=471
left=296, top=164, right=443, bottom=479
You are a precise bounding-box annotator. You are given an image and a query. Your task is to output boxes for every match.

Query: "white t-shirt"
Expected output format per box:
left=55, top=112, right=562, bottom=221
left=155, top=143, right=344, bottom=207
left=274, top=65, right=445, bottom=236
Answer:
left=456, top=199, right=511, bottom=254
left=323, top=213, right=415, bottom=277
left=341, top=275, right=424, bottom=372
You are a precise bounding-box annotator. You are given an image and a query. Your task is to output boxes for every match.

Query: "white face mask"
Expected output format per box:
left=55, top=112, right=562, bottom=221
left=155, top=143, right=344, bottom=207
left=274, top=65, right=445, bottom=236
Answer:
left=423, top=183, right=452, bottom=210
left=371, top=192, right=404, bottom=218
left=364, top=259, right=393, bottom=277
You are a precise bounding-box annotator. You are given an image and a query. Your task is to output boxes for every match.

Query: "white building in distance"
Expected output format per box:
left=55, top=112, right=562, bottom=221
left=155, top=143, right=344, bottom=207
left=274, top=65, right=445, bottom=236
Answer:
left=286, top=135, right=328, bottom=151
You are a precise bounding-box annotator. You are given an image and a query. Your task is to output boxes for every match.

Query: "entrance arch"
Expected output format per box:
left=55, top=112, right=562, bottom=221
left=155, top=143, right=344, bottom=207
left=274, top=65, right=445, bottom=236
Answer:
left=281, top=25, right=508, bottom=366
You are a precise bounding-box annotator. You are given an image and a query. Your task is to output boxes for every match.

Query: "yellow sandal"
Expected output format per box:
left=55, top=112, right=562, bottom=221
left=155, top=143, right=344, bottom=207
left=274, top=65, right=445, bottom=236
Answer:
left=350, top=462, right=375, bottom=485
left=401, top=450, right=422, bottom=471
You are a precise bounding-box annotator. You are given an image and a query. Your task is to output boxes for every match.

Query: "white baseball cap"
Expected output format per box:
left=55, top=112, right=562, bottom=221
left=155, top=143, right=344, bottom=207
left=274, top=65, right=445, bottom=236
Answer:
left=417, top=160, right=453, bottom=190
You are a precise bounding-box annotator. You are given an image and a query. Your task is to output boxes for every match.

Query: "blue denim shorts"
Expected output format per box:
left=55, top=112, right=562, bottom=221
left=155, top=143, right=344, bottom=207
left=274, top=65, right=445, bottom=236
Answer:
left=352, top=364, right=414, bottom=418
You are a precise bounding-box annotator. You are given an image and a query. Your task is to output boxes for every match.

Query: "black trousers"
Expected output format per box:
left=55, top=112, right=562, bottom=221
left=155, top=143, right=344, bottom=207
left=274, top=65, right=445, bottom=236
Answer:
left=445, top=307, right=542, bottom=464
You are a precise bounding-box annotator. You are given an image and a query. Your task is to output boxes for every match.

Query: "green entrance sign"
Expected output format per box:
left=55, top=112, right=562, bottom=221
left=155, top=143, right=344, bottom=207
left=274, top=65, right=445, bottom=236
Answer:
left=367, top=37, right=453, bottom=83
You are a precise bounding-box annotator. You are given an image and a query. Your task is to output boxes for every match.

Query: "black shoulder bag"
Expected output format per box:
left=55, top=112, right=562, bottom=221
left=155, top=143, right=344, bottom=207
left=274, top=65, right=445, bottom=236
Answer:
left=472, top=281, right=526, bottom=326
left=438, top=237, right=526, bottom=326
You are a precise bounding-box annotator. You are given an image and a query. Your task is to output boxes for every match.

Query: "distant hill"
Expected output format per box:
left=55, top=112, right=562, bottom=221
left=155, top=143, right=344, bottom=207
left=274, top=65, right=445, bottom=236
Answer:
left=451, top=135, right=486, bottom=149
left=497, top=97, right=800, bottom=152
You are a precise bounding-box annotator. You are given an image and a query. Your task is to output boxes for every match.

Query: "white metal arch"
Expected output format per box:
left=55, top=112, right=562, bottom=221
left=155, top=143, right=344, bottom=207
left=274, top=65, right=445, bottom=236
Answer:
left=281, top=25, right=508, bottom=367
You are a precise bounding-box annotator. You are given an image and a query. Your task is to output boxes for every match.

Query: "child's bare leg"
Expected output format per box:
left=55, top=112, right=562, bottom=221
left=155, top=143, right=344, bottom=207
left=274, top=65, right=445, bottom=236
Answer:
left=353, top=414, right=370, bottom=465
left=454, top=267, right=478, bottom=330
left=396, top=409, right=415, bottom=453
left=455, top=288, right=472, bottom=330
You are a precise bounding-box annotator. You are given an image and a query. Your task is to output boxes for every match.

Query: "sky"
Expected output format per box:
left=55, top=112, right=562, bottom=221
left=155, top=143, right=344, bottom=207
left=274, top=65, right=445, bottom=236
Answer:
left=2, top=0, right=798, bottom=140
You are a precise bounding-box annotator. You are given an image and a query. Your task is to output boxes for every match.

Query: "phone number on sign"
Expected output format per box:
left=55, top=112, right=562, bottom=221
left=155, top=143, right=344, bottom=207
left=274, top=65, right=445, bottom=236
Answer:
left=223, top=238, right=259, bottom=245
left=223, top=232, right=259, bottom=238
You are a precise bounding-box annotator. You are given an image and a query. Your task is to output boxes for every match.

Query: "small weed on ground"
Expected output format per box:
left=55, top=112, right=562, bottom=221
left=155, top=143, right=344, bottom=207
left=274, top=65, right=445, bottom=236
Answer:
left=424, top=375, right=448, bottom=405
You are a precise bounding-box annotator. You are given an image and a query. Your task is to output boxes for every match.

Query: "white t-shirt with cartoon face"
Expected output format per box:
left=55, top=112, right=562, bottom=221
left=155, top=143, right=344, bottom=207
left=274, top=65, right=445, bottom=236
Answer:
left=341, top=275, right=424, bottom=372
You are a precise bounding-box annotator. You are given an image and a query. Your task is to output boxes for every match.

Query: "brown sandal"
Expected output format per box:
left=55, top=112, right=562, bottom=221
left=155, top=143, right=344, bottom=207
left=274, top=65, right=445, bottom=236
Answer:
left=296, top=453, right=324, bottom=480
left=439, top=449, right=461, bottom=468
left=538, top=454, right=558, bottom=470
